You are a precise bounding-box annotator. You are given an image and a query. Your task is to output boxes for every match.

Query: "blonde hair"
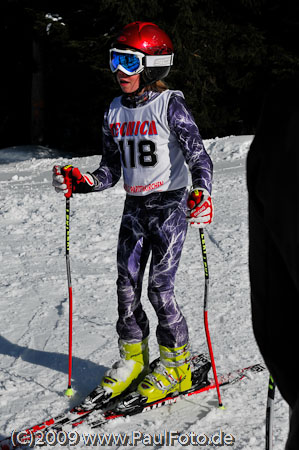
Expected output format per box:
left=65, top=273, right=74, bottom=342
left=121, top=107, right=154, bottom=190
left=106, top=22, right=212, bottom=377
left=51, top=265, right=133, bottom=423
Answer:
left=145, top=80, right=168, bottom=92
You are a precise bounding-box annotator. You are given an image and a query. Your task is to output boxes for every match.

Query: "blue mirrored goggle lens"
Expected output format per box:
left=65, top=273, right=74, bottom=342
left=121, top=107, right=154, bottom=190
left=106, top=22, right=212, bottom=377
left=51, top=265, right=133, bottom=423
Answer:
left=110, top=52, right=141, bottom=73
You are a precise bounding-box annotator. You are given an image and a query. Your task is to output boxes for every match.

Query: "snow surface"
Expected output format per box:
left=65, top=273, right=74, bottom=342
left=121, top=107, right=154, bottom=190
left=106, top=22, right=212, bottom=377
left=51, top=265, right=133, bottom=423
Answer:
left=0, top=136, right=289, bottom=449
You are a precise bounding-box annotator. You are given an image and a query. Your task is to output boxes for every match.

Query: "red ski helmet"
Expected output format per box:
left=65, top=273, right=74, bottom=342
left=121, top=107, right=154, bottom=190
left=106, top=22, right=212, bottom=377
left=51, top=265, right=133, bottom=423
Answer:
left=111, top=21, right=174, bottom=85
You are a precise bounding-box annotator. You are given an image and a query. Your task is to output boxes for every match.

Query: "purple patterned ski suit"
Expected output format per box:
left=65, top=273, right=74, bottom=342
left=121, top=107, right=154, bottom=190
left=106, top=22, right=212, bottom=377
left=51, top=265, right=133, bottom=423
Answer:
left=92, top=90, right=213, bottom=348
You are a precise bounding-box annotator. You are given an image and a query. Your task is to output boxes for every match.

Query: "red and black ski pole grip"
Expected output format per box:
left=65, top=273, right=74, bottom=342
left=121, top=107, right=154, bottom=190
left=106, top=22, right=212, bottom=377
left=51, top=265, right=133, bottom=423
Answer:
left=61, top=165, right=73, bottom=198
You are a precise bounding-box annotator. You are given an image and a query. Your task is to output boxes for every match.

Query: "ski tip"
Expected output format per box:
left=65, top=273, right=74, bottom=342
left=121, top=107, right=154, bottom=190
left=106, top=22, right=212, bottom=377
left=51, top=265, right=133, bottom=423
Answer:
left=218, top=403, right=225, bottom=410
left=65, top=387, right=74, bottom=397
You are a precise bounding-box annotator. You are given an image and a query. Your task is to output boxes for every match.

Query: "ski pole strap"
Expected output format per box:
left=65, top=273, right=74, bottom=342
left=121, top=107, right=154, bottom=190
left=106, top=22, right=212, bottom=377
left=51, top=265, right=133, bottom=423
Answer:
left=61, top=165, right=73, bottom=198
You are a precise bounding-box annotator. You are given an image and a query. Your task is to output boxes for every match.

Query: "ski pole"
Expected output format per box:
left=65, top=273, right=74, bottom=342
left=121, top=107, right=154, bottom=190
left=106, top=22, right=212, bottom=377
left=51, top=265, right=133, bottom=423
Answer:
left=199, top=228, right=223, bottom=407
left=265, top=374, right=275, bottom=450
left=61, top=165, right=74, bottom=398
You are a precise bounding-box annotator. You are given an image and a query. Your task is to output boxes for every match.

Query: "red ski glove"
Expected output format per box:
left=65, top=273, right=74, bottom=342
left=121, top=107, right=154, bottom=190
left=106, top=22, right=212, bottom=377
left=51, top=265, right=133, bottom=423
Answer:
left=187, top=188, right=213, bottom=228
left=52, top=165, right=95, bottom=197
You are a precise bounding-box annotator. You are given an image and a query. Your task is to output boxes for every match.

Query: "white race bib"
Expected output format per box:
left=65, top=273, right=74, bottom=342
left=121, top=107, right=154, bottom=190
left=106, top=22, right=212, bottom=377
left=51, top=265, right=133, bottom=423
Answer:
left=107, top=90, right=188, bottom=195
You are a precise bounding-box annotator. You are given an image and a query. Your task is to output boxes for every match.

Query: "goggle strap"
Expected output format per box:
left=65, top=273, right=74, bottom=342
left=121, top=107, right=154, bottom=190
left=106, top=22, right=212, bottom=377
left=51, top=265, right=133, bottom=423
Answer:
left=145, top=54, right=174, bottom=67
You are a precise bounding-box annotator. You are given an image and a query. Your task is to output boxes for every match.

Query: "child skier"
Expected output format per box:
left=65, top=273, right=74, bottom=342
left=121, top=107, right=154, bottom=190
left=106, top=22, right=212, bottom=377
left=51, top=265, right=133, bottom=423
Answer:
left=53, top=21, right=213, bottom=404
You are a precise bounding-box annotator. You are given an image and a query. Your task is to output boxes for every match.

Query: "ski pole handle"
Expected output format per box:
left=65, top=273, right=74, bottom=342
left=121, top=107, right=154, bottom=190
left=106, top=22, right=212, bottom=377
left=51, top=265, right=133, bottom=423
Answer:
left=61, top=165, right=73, bottom=199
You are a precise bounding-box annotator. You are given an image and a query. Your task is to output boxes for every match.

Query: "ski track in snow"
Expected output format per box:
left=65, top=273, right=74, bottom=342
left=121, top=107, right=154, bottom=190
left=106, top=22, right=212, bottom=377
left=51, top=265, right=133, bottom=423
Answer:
left=0, top=137, right=289, bottom=449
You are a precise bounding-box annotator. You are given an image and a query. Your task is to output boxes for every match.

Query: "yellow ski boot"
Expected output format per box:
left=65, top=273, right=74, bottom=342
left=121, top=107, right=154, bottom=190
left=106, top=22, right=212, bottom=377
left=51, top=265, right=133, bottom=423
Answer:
left=137, top=343, right=191, bottom=403
left=101, top=338, right=149, bottom=399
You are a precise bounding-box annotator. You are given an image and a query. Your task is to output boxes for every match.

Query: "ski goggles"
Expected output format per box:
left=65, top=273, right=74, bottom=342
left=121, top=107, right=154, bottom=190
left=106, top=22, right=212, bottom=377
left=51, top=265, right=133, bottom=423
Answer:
left=110, top=48, right=174, bottom=76
left=109, top=48, right=145, bottom=76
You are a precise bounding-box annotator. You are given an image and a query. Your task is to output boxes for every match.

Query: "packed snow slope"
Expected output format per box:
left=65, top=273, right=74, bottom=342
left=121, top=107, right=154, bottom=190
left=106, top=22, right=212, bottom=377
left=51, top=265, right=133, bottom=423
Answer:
left=0, top=136, right=289, bottom=449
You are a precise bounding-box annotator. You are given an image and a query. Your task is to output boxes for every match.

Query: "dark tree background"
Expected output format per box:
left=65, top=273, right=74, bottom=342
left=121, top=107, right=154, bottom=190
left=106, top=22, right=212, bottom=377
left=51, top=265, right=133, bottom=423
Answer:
left=1, top=0, right=298, bottom=153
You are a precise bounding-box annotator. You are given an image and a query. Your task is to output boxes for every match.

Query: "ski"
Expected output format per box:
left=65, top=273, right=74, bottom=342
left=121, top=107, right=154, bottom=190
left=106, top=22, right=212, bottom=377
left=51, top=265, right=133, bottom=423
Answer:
left=81, top=357, right=266, bottom=430
left=0, top=382, right=128, bottom=449
left=0, top=354, right=209, bottom=448
left=0, top=355, right=265, bottom=449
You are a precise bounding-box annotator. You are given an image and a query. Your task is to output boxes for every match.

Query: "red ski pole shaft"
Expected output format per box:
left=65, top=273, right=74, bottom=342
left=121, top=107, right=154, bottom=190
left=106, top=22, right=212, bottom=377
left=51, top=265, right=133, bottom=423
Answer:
left=61, top=166, right=74, bottom=397
left=199, top=228, right=223, bottom=407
